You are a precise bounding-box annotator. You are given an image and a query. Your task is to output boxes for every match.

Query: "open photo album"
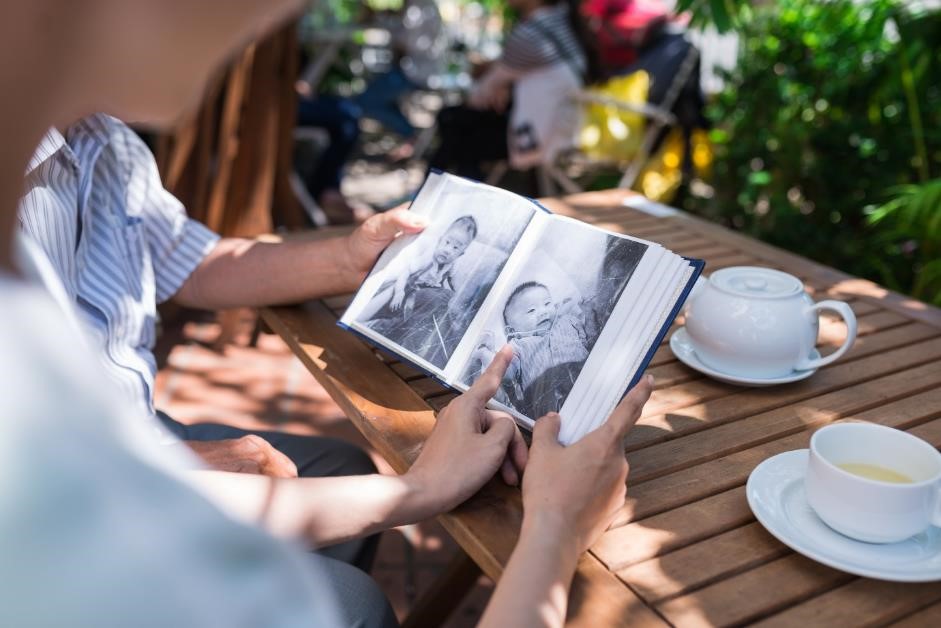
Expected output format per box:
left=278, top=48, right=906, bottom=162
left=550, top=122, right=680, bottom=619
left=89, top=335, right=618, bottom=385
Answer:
left=340, top=172, right=704, bottom=444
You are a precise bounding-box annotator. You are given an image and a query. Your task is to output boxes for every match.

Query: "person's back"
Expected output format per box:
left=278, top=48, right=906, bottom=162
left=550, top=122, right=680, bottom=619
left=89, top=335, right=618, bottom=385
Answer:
left=0, top=261, right=342, bottom=628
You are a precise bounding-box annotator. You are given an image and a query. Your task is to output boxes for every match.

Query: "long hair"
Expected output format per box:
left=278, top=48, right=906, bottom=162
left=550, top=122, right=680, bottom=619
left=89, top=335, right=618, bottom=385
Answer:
left=549, top=0, right=604, bottom=84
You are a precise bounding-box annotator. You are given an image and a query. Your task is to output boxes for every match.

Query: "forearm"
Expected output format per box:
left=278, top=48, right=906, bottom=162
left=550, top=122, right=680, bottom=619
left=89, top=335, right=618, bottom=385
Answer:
left=174, top=236, right=362, bottom=310
left=468, top=62, right=519, bottom=109
left=186, top=470, right=439, bottom=546
left=479, top=513, right=580, bottom=628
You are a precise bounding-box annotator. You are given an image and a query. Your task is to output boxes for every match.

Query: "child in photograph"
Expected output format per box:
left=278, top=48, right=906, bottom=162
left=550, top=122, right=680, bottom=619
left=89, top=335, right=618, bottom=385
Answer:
left=469, top=281, right=590, bottom=417
left=360, top=215, right=478, bottom=361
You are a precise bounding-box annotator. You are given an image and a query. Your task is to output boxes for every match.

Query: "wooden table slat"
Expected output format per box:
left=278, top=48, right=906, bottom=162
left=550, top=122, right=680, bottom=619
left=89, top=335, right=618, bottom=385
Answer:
left=630, top=335, right=941, bottom=455
left=610, top=423, right=941, bottom=610
left=596, top=412, right=941, bottom=574
left=616, top=521, right=787, bottom=603
left=620, top=392, right=941, bottom=524
left=626, top=363, right=941, bottom=484
left=887, top=600, right=941, bottom=627
left=752, top=578, right=941, bottom=628
left=655, top=554, right=853, bottom=627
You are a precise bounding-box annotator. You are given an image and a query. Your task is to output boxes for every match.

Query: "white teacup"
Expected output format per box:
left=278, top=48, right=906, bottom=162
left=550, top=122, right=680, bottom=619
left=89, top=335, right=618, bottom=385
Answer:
left=805, top=422, right=941, bottom=543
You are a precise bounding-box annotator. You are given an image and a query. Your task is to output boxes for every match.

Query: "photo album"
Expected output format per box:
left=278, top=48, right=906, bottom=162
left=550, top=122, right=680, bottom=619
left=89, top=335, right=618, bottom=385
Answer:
left=340, top=172, right=704, bottom=444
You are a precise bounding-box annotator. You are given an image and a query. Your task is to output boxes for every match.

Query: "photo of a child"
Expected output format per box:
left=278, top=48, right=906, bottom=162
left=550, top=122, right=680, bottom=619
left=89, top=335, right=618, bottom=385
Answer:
left=359, top=215, right=477, bottom=323
left=354, top=193, right=534, bottom=368
left=460, top=224, right=648, bottom=419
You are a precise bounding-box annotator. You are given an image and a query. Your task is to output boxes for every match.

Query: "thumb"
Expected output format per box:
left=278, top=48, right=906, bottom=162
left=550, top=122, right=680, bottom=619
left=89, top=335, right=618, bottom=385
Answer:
left=532, top=412, right=563, bottom=448
left=365, top=208, right=426, bottom=242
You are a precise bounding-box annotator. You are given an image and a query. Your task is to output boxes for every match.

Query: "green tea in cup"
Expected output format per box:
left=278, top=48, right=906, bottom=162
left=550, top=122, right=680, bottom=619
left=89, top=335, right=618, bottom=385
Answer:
left=806, top=423, right=941, bottom=543
left=836, top=462, right=913, bottom=484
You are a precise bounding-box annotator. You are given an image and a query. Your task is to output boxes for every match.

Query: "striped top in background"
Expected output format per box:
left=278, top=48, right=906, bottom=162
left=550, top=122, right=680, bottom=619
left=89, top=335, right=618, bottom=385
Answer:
left=18, top=114, right=220, bottom=424
left=501, top=4, right=587, bottom=78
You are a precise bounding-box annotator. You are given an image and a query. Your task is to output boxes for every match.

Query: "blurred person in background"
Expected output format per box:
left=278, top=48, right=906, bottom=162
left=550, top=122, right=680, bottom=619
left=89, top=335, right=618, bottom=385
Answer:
left=295, top=70, right=372, bottom=224
left=294, top=0, right=446, bottom=221
left=1, top=2, right=653, bottom=627
left=582, top=0, right=670, bottom=71
left=427, top=0, right=602, bottom=182
left=355, top=0, right=447, bottom=160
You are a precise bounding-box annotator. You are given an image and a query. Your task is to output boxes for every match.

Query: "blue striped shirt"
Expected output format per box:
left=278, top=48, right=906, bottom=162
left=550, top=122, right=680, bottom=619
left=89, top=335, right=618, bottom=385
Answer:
left=18, top=114, right=219, bottom=421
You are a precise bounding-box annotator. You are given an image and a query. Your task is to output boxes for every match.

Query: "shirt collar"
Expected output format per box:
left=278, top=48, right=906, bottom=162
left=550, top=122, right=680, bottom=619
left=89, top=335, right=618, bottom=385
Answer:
left=26, top=115, right=113, bottom=177
left=26, top=128, right=71, bottom=175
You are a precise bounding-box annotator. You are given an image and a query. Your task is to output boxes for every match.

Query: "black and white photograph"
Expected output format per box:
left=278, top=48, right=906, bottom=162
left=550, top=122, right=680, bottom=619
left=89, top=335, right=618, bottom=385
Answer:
left=459, top=221, right=648, bottom=419
left=353, top=187, right=535, bottom=368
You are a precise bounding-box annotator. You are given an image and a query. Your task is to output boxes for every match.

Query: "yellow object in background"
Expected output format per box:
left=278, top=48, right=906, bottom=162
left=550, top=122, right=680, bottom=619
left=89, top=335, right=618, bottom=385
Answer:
left=637, top=128, right=713, bottom=203
left=579, top=72, right=650, bottom=162
left=578, top=71, right=713, bottom=204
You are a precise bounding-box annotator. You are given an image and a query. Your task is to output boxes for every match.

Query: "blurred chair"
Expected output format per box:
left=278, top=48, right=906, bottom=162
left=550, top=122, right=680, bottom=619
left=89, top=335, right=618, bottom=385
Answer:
left=486, top=31, right=705, bottom=200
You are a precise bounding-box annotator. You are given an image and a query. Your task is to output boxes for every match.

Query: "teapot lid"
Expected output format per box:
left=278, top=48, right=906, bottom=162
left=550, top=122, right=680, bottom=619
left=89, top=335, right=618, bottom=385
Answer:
left=710, top=266, right=804, bottom=299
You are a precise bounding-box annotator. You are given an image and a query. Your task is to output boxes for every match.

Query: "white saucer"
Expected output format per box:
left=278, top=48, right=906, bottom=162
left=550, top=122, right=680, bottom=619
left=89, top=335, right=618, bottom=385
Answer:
left=746, top=450, right=941, bottom=582
left=669, top=327, right=818, bottom=386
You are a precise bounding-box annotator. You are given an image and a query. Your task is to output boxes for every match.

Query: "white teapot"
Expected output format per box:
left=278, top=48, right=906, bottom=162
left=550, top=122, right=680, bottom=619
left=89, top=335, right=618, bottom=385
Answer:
left=684, top=267, right=857, bottom=379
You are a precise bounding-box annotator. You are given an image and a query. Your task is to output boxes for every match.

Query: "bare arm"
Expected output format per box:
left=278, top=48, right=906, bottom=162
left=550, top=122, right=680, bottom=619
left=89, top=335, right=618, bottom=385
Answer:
left=187, top=470, right=437, bottom=546
left=479, top=376, right=654, bottom=628
left=468, top=62, right=521, bottom=112
left=188, top=348, right=528, bottom=547
left=172, top=209, right=426, bottom=310
left=481, top=514, right=579, bottom=627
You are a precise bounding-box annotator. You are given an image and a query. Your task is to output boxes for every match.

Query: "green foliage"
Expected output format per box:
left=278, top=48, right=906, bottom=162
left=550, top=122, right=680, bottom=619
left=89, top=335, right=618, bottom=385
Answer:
left=867, top=178, right=941, bottom=302
left=683, top=0, right=941, bottom=305
left=675, top=0, right=747, bottom=34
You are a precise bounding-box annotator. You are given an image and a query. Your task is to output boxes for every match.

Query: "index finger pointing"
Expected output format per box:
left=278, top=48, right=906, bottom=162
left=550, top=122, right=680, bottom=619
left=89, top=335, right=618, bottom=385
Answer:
left=606, top=374, right=654, bottom=438
left=466, top=345, right=513, bottom=403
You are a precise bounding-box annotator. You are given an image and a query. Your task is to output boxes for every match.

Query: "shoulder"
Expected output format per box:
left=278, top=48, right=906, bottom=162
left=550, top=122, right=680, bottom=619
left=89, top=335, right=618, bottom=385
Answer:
left=79, top=114, right=156, bottom=175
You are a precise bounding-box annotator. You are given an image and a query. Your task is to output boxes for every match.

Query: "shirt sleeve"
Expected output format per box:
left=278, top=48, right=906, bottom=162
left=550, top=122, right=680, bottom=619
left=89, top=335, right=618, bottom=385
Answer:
left=120, top=126, right=220, bottom=304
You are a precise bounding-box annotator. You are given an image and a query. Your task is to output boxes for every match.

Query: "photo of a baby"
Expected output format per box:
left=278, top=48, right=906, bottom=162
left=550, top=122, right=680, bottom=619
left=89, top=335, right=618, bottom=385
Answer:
left=355, top=194, right=534, bottom=368
left=460, top=223, right=648, bottom=419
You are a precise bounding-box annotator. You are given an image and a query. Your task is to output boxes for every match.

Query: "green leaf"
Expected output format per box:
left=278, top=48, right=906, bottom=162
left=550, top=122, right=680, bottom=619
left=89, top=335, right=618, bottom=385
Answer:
left=748, top=171, right=772, bottom=186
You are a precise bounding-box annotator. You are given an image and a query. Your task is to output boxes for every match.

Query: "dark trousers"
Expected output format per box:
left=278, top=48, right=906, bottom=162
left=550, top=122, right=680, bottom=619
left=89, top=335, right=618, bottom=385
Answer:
left=296, top=96, right=362, bottom=201
left=427, top=104, right=509, bottom=180
left=157, top=411, right=380, bottom=572
left=354, top=67, right=417, bottom=138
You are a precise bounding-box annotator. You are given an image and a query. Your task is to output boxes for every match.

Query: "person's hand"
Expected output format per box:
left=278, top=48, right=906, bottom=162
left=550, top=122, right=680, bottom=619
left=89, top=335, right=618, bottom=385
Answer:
left=489, top=84, right=511, bottom=114
left=343, top=206, right=427, bottom=279
left=390, top=286, right=406, bottom=311
left=186, top=435, right=299, bottom=478
left=405, top=346, right=528, bottom=515
left=521, top=375, right=654, bottom=557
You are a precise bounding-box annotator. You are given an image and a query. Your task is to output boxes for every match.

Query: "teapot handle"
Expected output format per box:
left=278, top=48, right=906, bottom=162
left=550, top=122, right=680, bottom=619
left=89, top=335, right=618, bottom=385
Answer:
left=796, top=301, right=858, bottom=371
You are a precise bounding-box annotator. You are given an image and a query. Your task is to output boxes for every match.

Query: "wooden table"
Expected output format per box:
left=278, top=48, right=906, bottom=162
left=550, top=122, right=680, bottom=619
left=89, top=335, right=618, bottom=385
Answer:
left=261, top=190, right=941, bottom=627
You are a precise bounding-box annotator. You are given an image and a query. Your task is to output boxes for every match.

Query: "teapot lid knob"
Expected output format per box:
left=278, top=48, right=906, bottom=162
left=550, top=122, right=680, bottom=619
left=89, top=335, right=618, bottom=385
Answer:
left=710, top=266, right=803, bottom=299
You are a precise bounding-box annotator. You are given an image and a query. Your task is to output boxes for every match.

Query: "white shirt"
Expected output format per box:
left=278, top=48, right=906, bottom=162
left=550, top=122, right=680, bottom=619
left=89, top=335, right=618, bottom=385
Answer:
left=0, top=255, right=341, bottom=627
left=18, top=115, right=220, bottom=422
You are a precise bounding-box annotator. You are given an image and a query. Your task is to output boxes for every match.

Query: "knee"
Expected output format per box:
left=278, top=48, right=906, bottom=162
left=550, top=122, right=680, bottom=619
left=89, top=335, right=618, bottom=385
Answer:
left=333, top=440, right=378, bottom=476
left=320, top=559, right=398, bottom=628
left=298, top=438, right=377, bottom=478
